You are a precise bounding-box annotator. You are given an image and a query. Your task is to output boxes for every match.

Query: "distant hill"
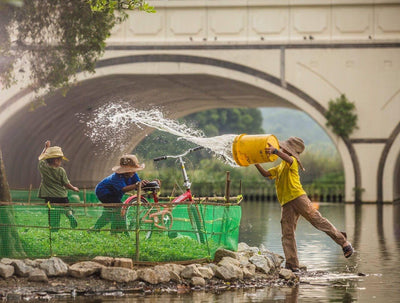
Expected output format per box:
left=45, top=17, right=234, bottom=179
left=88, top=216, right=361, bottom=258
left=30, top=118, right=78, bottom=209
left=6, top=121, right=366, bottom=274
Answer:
left=260, top=107, right=337, bottom=156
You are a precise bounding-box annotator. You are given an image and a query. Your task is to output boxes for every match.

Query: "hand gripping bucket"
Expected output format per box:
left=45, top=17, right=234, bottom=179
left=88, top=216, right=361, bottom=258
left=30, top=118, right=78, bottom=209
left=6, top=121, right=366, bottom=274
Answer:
left=232, top=134, right=280, bottom=166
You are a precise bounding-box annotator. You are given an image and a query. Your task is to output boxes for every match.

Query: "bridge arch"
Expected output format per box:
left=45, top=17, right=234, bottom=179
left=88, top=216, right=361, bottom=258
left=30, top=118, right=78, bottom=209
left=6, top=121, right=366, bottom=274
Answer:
left=0, top=53, right=364, bottom=201
left=380, top=123, right=400, bottom=202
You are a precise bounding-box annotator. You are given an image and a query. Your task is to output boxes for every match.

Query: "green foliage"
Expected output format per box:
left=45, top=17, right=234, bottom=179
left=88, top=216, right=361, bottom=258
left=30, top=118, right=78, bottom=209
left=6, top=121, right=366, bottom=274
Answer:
left=325, top=94, right=358, bottom=138
left=0, top=0, right=153, bottom=105
left=89, top=0, right=155, bottom=14
left=185, top=108, right=264, bottom=136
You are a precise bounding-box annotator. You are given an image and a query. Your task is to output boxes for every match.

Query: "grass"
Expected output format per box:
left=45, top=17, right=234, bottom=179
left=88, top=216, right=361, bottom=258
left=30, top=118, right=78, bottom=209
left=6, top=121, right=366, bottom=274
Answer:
left=18, top=227, right=214, bottom=262
left=13, top=207, right=219, bottom=262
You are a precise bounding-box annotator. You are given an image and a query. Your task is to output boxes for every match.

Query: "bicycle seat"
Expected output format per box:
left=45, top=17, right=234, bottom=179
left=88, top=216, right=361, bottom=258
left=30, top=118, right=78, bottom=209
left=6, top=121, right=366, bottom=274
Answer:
left=142, top=181, right=160, bottom=190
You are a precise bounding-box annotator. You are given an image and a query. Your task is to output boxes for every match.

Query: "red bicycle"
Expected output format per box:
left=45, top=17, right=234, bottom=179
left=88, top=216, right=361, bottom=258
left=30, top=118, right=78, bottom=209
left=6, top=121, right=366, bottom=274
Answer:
left=122, top=146, right=205, bottom=243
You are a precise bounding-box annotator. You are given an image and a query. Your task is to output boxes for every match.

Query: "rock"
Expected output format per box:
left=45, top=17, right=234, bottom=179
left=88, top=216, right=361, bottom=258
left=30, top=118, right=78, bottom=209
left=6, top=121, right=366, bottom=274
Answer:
left=164, top=263, right=185, bottom=274
left=180, top=264, right=202, bottom=279
left=247, top=246, right=261, bottom=255
left=101, top=267, right=137, bottom=283
left=164, top=263, right=184, bottom=283
left=249, top=255, right=271, bottom=274
left=263, top=253, right=284, bottom=268
left=203, top=263, right=218, bottom=275
left=197, top=266, right=214, bottom=279
left=238, top=255, right=250, bottom=267
left=69, top=261, right=104, bottom=278
left=12, top=260, right=34, bottom=277
left=153, top=265, right=171, bottom=283
left=168, top=270, right=181, bottom=283
left=114, top=258, right=133, bottom=269
left=0, top=258, right=13, bottom=265
left=213, top=248, right=239, bottom=263
left=242, top=266, right=255, bottom=279
left=39, top=257, right=69, bottom=277
left=93, top=256, right=114, bottom=267
left=0, top=262, right=14, bottom=278
left=137, top=268, right=159, bottom=284
left=24, top=259, right=43, bottom=268
left=218, top=256, right=241, bottom=268
left=237, top=242, right=251, bottom=252
left=258, top=244, right=284, bottom=268
left=279, top=268, right=296, bottom=280
left=191, top=276, right=206, bottom=286
left=28, top=268, right=48, bottom=282
left=215, top=263, right=243, bottom=281
left=246, top=263, right=256, bottom=275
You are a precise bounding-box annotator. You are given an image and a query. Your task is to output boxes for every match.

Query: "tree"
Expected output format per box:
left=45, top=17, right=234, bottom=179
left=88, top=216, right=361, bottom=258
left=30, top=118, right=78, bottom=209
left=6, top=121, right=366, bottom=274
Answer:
left=0, top=149, right=26, bottom=257
left=0, top=0, right=154, bottom=105
left=184, top=108, right=264, bottom=136
left=325, top=94, right=358, bottom=138
left=0, top=0, right=154, bottom=258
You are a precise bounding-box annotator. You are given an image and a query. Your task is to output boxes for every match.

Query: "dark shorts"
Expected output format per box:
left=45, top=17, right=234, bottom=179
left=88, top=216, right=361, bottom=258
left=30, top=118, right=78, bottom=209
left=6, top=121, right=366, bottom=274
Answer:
left=97, top=194, right=121, bottom=204
left=42, top=197, right=69, bottom=204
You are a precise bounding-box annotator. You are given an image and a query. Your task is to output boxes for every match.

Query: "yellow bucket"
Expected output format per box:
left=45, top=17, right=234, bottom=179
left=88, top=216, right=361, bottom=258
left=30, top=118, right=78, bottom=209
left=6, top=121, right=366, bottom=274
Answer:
left=232, top=134, right=280, bottom=166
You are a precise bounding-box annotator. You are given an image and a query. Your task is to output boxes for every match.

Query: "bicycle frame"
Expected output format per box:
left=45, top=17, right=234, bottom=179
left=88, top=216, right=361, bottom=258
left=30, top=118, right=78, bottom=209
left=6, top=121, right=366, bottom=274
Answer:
left=122, top=146, right=205, bottom=242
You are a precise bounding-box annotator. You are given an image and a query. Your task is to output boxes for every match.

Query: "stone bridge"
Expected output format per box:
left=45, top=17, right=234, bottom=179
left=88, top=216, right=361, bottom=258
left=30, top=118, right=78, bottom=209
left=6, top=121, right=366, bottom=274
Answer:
left=0, top=0, right=399, bottom=202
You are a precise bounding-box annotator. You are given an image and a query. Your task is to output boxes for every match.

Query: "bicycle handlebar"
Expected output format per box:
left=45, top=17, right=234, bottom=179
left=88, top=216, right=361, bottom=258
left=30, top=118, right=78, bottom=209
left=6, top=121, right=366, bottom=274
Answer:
left=153, top=146, right=204, bottom=162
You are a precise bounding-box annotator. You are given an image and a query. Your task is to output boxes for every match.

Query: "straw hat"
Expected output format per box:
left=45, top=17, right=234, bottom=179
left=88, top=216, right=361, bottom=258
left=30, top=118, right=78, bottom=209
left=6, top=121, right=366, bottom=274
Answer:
left=112, top=154, right=145, bottom=174
left=38, top=146, right=68, bottom=161
left=279, top=137, right=305, bottom=171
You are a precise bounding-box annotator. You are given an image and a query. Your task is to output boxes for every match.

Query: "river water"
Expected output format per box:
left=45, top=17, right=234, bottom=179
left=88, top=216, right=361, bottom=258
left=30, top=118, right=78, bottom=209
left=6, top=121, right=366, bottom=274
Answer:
left=62, top=201, right=400, bottom=303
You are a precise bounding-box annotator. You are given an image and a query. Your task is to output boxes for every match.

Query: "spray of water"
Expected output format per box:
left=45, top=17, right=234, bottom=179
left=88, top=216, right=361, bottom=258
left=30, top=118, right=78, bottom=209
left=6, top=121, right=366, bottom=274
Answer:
left=83, top=102, right=238, bottom=166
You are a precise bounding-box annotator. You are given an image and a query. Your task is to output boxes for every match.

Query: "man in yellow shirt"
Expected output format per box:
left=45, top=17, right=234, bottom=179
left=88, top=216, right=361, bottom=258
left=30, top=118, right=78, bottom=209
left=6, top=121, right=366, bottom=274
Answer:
left=255, top=137, right=353, bottom=272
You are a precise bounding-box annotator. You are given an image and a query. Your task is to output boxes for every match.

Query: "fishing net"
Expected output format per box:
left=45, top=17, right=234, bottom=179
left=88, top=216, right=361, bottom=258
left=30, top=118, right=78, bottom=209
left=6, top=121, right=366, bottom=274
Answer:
left=0, top=190, right=242, bottom=262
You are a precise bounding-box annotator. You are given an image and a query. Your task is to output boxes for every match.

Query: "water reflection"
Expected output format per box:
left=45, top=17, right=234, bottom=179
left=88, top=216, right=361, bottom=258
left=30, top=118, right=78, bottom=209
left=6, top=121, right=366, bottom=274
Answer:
left=394, top=203, right=400, bottom=247
left=61, top=202, right=400, bottom=302
left=240, top=201, right=400, bottom=302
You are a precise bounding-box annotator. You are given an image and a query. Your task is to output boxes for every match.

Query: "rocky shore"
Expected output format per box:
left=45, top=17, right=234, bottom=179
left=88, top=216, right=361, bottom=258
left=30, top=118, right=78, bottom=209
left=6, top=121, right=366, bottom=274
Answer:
left=0, top=242, right=299, bottom=301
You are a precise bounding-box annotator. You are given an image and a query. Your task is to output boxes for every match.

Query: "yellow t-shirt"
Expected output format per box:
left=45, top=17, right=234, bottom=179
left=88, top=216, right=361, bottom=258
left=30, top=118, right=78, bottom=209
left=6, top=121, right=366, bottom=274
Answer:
left=267, top=156, right=306, bottom=206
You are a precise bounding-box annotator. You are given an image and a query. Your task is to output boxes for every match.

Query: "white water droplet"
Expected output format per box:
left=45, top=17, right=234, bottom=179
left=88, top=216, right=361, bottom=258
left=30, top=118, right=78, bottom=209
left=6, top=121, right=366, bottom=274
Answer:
left=81, top=102, right=238, bottom=167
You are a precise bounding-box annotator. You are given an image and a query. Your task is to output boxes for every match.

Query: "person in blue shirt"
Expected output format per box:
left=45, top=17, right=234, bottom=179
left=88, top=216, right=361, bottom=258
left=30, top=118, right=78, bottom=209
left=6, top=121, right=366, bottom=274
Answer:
left=91, top=154, right=149, bottom=234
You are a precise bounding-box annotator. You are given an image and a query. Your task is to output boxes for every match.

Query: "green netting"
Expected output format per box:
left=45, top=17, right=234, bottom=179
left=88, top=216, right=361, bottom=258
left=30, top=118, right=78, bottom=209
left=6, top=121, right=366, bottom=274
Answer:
left=10, top=189, right=101, bottom=204
left=0, top=196, right=241, bottom=262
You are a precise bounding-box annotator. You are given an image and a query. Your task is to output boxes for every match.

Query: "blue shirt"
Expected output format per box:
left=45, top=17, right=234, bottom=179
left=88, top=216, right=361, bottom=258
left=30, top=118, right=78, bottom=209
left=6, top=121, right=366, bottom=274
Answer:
left=95, top=172, right=140, bottom=202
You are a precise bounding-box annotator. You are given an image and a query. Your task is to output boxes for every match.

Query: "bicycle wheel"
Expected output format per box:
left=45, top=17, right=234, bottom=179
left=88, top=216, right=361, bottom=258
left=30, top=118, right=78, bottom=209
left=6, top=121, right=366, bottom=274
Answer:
left=124, top=197, right=154, bottom=239
left=155, top=210, right=173, bottom=230
left=189, top=204, right=205, bottom=244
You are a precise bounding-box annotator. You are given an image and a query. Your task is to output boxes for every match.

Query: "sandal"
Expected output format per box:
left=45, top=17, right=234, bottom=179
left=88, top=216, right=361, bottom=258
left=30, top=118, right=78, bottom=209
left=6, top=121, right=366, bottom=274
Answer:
left=343, top=244, right=354, bottom=258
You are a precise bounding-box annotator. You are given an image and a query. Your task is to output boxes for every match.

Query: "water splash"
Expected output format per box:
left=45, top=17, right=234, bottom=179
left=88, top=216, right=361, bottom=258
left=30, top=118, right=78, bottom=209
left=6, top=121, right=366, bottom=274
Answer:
left=83, top=102, right=238, bottom=166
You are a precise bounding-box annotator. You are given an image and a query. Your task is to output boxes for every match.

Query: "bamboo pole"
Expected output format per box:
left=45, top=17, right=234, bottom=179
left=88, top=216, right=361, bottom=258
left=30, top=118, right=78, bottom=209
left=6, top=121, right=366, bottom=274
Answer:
left=225, top=171, right=231, bottom=203
left=83, top=187, right=87, bottom=215
left=135, top=184, right=142, bottom=262
left=28, top=184, right=32, bottom=204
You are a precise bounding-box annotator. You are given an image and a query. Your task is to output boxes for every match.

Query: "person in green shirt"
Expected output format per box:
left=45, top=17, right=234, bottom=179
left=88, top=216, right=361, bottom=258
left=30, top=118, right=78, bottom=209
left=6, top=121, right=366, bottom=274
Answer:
left=38, top=141, right=79, bottom=231
left=255, top=137, right=353, bottom=272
